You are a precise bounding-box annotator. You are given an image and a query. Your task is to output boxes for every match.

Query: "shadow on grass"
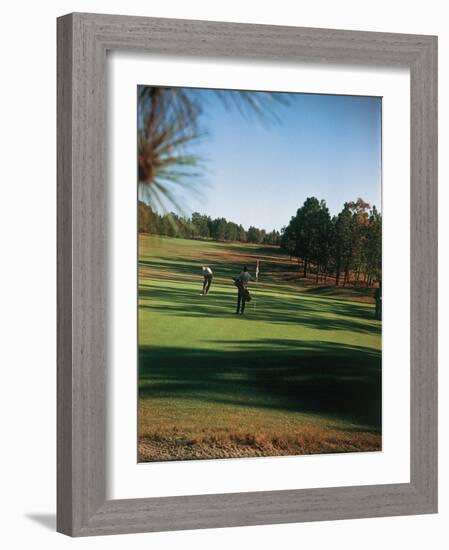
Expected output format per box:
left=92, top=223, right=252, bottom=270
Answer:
left=139, top=339, right=381, bottom=430
left=304, top=284, right=376, bottom=300
left=139, top=284, right=380, bottom=335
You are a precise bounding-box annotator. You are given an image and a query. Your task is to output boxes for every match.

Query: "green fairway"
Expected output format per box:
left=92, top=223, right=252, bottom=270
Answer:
left=138, top=234, right=382, bottom=461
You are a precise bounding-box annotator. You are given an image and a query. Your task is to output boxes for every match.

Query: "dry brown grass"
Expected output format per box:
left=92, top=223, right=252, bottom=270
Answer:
left=139, top=428, right=381, bottom=462
left=138, top=401, right=381, bottom=462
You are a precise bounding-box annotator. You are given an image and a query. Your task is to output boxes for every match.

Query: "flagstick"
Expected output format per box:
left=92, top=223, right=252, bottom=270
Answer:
left=254, top=259, right=260, bottom=311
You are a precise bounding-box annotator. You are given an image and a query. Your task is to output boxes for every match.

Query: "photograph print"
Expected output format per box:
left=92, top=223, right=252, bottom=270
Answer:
left=137, top=85, right=382, bottom=462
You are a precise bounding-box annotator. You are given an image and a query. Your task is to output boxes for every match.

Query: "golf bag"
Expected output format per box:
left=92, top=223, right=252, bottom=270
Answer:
left=233, top=278, right=251, bottom=302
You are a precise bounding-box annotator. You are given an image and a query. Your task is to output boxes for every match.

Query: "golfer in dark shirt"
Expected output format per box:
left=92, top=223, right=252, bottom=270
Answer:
left=233, top=266, right=252, bottom=314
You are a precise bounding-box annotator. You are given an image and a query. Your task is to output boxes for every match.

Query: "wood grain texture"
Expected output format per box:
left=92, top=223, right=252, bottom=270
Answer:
left=57, top=12, right=438, bottom=536
left=410, top=36, right=438, bottom=508
left=57, top=13, right=74, bottom=536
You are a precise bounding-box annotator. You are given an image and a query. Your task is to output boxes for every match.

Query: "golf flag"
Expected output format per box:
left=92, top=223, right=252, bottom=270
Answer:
left=256, top=260, right=260, bottom=282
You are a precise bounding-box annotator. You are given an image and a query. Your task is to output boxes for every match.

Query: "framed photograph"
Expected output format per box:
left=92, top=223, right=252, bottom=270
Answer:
left=135, top=86, right=383, bottom=464
left=57, top=12, right=437, bottom=536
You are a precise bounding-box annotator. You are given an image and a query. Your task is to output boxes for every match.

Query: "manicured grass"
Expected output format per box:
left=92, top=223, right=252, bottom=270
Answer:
left=138, top=235, right=382, bottom=461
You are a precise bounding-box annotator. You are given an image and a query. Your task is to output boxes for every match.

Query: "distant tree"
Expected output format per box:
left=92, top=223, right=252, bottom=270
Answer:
left=281, top=225, right=296, bottom=260
left=247, top=226, right=260, bottom=243
left=138, top=201, right=162, bottom=234
left=225, top=221, right=241, bottom=242
left=210, top=217, right=228, bottom=240
left=138, top=201, right=151, bottom=233
left=237, top=225, right=247, bottom=242
left=191, top=212, right=211, bottom=238
left=334, top=203, right=355, bottom=286
left=160, top=214, right=173, bottom=236
left=364, top=205, right=382, bottom=286
left=264, top=229, right=281, bottom=245
left=283, top=197, right=330, bottom=278
left=347, top=198, right=370, bottom=282
left=312, top=201, right=332, bottom=282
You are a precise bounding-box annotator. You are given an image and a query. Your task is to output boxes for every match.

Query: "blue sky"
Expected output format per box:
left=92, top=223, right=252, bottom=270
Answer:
left=153, top=88, right=381, bottom=233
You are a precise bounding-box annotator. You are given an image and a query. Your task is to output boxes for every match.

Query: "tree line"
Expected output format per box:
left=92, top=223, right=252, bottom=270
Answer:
left=138, top=201, right=281, bottom=245
left=281, top=197, right=381, bottom=286
left=139, top=196, right=381, bottom=287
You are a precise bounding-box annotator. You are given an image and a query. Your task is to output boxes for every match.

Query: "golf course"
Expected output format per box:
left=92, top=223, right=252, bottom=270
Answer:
left=138, top=234, right=382, bottom=462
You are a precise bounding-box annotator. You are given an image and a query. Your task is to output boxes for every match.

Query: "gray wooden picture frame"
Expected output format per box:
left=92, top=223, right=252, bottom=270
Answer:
left=57, top=12, right=438, bottom=537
